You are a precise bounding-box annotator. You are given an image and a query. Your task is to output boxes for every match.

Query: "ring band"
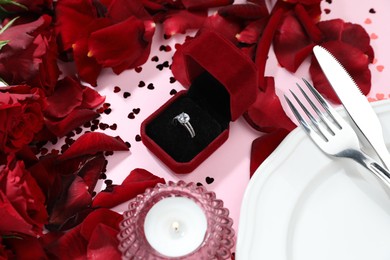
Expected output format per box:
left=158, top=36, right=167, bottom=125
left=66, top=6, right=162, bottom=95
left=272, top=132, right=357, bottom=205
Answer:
left=173, top=112, right=195, bottom=138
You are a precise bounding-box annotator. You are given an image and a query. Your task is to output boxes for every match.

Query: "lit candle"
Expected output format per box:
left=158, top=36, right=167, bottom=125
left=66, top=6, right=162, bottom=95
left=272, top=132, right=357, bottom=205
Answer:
left=144, top=197, right=207, bottom=257
left=117, top=181, right=235, bottom=259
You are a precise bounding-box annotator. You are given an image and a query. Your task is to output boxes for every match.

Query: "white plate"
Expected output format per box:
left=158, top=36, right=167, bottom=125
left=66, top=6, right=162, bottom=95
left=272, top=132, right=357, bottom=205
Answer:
left=236, top=99, right=390, bottom=260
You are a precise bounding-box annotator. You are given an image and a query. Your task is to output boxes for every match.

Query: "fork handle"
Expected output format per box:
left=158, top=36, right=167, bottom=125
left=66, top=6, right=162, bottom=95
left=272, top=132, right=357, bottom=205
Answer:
left=346, top=149, right=390, bottom=188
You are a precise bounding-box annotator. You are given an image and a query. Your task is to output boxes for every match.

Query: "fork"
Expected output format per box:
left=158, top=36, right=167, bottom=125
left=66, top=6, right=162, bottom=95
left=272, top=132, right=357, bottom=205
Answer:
left=284, top=78, right=390, bottom=189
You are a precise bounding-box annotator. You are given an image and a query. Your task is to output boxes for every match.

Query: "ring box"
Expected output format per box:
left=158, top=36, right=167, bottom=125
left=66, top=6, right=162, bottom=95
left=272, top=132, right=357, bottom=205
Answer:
left=141, top=31, right=258, bottom=173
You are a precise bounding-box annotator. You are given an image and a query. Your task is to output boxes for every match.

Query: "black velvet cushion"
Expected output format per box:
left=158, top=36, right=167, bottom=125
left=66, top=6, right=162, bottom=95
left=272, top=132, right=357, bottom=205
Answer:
left=145, top=72, right=231, bottom=162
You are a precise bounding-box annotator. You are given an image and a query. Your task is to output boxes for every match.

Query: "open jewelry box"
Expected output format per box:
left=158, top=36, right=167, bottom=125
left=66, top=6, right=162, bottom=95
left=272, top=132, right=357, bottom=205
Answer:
left=141, top=31, right=258, bottom=173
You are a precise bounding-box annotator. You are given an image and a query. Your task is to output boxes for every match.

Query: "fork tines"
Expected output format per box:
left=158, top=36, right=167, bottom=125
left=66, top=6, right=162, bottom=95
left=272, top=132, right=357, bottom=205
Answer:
left=284, top=78, right=342, bottom=142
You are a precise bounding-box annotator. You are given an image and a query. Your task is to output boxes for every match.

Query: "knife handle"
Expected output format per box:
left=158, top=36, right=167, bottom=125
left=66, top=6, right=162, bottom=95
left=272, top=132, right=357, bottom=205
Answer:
left=371, top=141, right=390, bottom=171
left=352, top=149, right=390, bottom=189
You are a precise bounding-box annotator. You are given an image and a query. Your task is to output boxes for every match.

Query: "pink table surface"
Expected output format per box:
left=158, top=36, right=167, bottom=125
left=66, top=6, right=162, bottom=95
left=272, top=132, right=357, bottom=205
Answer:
left=56, top=0, right=390, bottom=251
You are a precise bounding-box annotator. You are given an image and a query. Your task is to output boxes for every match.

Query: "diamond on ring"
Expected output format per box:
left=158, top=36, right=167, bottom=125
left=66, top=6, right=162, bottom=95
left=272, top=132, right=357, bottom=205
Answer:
left=173, top=112, right=195, bottom=138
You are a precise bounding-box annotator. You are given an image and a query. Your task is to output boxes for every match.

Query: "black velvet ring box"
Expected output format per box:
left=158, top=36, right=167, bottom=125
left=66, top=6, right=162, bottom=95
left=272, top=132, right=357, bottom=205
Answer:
left=141, top=31, right=258, bottom=173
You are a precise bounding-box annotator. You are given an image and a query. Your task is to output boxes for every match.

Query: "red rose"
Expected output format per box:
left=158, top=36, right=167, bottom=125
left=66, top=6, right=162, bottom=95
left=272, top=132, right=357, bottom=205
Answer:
left=0, top=155, right=48, bottom=236
left=0, top=87, right=44, bottom=154
left=0, top=15, right=60, bottom=94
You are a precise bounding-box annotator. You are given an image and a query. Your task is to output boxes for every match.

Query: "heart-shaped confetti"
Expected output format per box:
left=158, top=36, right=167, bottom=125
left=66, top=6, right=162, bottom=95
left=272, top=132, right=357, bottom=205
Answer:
left=370, top=33, right=378, bottom=39
left=133, top=108, right=140, bottom=114
left=376, top=65, right=384, bottom=72
left=205, top=176, right=214, bottom=184
left=364, top=18, right=372, bottom=24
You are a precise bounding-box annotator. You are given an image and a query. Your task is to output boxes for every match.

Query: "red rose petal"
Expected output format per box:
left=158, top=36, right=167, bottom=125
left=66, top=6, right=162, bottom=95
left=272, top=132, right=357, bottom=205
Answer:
left=81, top=86, right=106, bottom=109
left=310, top=41, right=371, bottom=103
left=80, top=208, right=122, bottom=240
left=273, top=10, right=314, bottom=73
left=55, top=0, right=97, bottom=50
left=244, top=77, right=296, bottom=133
left=87, top=224, right=121, bottom=259
left=181, top=0, right=233, bottom=10
left=48, top=176, right=92, bottom=229
left=162, top=10, right=207, bottom=36
left=78, top=154, right=106, bottom=194
left=45, top=109, right=100, bottom=137
left=218, top=3, right=269, bottom=20
left=6, top=235, right=47, bottom=259
left=255, top=7, right=284, bottom=90
left=73, top=38, right=103, bottom=87
left=92, top=168, right=165, bottom=208
left=88, top=16, right=154, bottom=73
left=0, top=191, right=34, bottom=236
left=250, top=128, right=290, bottom=177
left=107, top=0, right=151, bottom=23
left=294, top=4, right=322, bottom=43
left=59, top=132, right=129, bottom=161
left=236, top=19, right=267, bottom=45
left=45, top=77, right=83, bottom=118
left=201, top=13, right=242, bottom=44
left=45, top=225, right=87, bottom=259
left=317, top=19, right=374, bottom=62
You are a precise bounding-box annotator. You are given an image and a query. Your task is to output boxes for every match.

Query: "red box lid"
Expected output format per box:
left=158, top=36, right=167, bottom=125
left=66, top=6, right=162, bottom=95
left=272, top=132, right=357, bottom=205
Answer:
left=182, top=30, right=258, bottom=121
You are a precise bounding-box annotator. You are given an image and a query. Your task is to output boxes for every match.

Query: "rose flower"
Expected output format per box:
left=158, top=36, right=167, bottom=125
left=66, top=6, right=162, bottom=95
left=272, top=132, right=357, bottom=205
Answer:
left=0, top=86, right=44, bottom=154
left=0, top=15, right=60, bottom=94
left=0, top=154, right=48, bottom=236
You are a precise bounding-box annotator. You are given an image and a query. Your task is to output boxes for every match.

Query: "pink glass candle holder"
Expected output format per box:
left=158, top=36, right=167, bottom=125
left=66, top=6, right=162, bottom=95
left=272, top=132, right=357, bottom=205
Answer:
left=117, top=181, right=235, bottom=259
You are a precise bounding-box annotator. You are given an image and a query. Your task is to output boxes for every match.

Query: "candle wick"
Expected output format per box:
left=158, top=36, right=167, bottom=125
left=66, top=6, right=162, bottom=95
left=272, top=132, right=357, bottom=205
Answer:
left=172, top=221, right=180, bottom=233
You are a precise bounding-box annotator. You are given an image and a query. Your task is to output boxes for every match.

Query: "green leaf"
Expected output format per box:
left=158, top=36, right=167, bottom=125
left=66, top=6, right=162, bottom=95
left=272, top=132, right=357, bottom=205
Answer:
left=0, top=0, right=27, bottom=10
left=0, top=39, right=8, bottom=50
left=0, top=15, right=18, bottom=34
left=0, top=77, right=8, bottom=86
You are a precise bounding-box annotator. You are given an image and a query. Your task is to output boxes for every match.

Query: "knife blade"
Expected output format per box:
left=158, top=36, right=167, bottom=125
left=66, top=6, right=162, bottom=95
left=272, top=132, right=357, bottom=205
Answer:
left=313, top=45, right=390, bottom=170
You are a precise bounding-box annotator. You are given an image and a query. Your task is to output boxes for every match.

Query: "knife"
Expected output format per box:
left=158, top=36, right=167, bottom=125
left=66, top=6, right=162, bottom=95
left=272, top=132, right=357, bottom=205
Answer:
left=313, top=45, right=390, bottom=170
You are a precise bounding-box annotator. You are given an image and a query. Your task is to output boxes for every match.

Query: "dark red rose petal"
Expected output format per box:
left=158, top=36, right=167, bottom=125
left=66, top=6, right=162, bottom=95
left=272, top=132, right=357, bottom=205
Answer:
left=181, top=0, right=233, bottom=10
left=80, top=208, right=122, bottom=240
left=273, top=10, right=315, bottom=73
left=255, top=7, right=284, bottom=90
left=317, top=19, right=374, bottom=62
left=55, top=0, right=97, bottom=50
left=45, top=225, right=87, bottom=259
left=162, top=10, right=207, bottom=36
left=45, top=109, right=100, bottom=137
left=5, top=235, right=48, bottom=259
left=81, top=87, right=106, bottom=109
left=236, top=19, right=267, bottom=45
left=88, top=16, right=155, bottom=73
left=200, top=13, right=242, bottom=44
left=92, top=168, right=165, bottom=208
left=78, top=154, right=106, bottom=194
left=294, top=4, right=322, bottom=43
left=72, top=37, right=102, bottom=87
left=59, top=132, right=129, bottom=161
left=244, top=77, right=296, bottom=133
left=48, top=176, right=92, bottom=229
left=87, top=224, right=121, bottom=259
left=0, top=191, right=34, bottom=235
left=45, top=77, right=83, bottom=118
left=250, top=128, right=290, bottom=177
left=107, top=0, right=151, bottom=23
left=218, top=3, right=269, bottom=20
left=310, top=41, right=371, bottom=103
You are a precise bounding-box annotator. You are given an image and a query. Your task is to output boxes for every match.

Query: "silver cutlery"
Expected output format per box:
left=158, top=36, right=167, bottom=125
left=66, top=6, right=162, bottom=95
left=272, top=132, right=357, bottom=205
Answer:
left=285, top=79, right=390, bottom=189
left=313, top=45, right=390, bottom=169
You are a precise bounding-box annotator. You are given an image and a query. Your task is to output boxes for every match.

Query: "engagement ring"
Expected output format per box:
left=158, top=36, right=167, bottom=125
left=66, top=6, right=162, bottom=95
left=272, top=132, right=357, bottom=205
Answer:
left=173, top=112, right=195, bottom=138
